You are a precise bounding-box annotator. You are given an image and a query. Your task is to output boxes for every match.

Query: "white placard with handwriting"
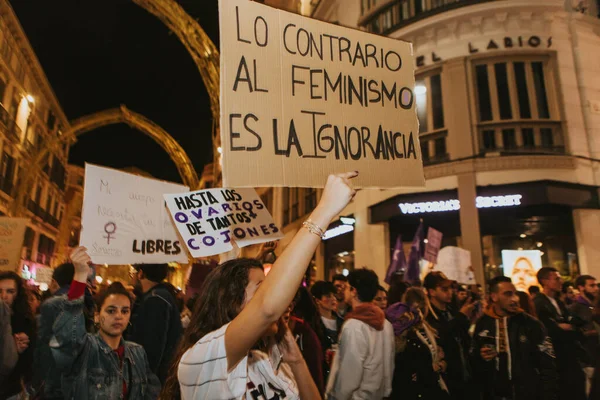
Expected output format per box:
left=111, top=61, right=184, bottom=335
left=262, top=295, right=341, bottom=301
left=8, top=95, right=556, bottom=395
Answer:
left=79, top=164, right=189, bottom=265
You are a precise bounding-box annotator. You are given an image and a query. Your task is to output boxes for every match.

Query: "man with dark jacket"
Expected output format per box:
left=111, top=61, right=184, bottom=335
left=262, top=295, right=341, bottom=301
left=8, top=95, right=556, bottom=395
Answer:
left=424, top=272, right=476, bottom=400
left=472, top=276, right=557, bottom=400
left=534, top=267, right=588, bottom=400
left=569, top=275, right=598, bottom=353
left=128, top=264, right=182, bottom=384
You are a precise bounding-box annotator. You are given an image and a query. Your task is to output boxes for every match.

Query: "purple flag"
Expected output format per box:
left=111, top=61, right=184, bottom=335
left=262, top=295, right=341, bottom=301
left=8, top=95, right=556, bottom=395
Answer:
left=385, top=236, right=407, bottom=285
left=405, top=221, right=424, bottom=283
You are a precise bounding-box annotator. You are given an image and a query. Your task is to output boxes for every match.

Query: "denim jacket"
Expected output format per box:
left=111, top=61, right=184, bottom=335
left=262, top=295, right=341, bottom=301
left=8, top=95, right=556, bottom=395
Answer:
left=33, top=290, right=97, bottom=399
left=49, top=296, right=161, bottom=400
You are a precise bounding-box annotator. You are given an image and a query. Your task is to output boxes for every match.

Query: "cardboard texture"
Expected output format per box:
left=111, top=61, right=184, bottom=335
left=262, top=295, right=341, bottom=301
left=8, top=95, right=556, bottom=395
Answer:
left=0, top=217, right=27, bottom=271
left=79, top=164, right=189, bottom=265
left=435, top=246, right=474, bottom=284
left=34, top=266, right=54, bottom=285
left=164, top=188, right=283, bottom=258
left=219, top=0, right=424, bottom=188
left=424, top=227, right=443, bottom=263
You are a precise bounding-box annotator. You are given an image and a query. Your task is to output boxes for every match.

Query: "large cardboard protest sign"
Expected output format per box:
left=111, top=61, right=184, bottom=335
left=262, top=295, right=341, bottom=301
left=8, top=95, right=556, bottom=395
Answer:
left=80, top=164, right=189, bottom=265
left=0, top=217, right=27, bottom=271
left=219, top=0, right=423, bottom=188
left=164, top=188, right=283, bottom=257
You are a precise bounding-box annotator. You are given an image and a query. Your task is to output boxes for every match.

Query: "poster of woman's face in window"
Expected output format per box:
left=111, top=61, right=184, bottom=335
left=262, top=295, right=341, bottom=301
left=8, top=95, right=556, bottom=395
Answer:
left=502, top=250, right=543, bottom=292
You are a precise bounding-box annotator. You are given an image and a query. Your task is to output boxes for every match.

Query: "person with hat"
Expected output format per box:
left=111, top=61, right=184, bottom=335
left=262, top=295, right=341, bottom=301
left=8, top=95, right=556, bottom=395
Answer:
left=423, top=271, right=477, bottom=400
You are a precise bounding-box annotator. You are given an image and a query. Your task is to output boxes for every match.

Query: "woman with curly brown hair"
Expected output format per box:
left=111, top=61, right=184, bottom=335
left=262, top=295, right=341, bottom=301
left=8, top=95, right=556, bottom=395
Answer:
left=0, top=271, right=36, bottom=400
left=162, top=172, right=357, bottom=400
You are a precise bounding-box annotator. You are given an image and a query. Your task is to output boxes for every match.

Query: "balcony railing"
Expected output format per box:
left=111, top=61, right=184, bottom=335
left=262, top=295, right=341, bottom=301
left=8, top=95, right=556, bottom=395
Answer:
left=423, top=152, right=450, bottom=166
left=27, top=200, right=59, bottom=228
left=0, top=103, right=21, bottom=143
left=477, top=121, right=565, bottom=156
left=359, top=0, right=498, bottom=34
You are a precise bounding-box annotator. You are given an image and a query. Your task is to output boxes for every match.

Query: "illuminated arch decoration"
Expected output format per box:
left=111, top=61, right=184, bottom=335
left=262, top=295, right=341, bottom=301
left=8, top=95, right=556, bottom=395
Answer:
left=12, top=0, right=222, bottom=213
left=10, top=105, right=200, bottom=216
left=132, top=0, right=221, bottom=179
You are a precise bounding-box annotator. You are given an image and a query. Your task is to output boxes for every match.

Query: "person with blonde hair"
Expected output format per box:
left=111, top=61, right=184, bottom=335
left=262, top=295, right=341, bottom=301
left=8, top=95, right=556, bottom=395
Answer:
left=391, top=287, right=450, bottom=399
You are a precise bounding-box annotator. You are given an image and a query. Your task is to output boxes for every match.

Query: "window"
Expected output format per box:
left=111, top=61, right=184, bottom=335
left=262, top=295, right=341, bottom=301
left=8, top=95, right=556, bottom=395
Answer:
left=421, top=141, right=430, bottom=161
left=514, top=62, right=531, bottom=118
left=9, top=95, right=18, bottom=121
left=0, top=151, right=14, bottom=193
left=532, top=62, right=550, bottom=119
left=522, top=128, right=534, bottom=147
left=541, top=128, right=554, bottom=147
left=304, top=188, right=317, bottom=212
left=502, top=129, right=516, bottom=149
left=282, top=188, right=290, bottom=226
left=494, top=63, right=512, bottom=120
left=260, top=189, right=273, bottom=214
left=52, top=198, right=59, bottom=217
left=475, top=65, right=493, bottom=121
left=416, top=72, right=444, bottom=134
left=290, top=188, right=300, bottom=221
left=434, top=137, right=446, bottom=156
left=483, top=130, right=496, bottom=150
left=0, top=78, right=6, bottom=105
left=45, top=191, right=52, bottom=212
left=382, top=9, right=393, bottom=31
left=474, top=57, right=561, bottom=154
left=416, top=71, right=447, bottom=164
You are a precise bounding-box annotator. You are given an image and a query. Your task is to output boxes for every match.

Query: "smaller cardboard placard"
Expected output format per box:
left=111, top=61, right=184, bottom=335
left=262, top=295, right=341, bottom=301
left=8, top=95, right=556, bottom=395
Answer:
left=79, top=164, right=189, bottom=265
left=35, top=266, right=54, bottom=284
left=164, top=188, right=283, bottom=258
left=0, top=217, right=27, bottom=271
left=424, top=227, right=443, bottom=263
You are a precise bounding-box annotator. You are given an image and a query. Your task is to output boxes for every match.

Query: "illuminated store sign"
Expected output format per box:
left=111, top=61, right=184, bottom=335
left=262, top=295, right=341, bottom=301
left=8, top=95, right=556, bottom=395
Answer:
left=398, top=194, right=522, bottom=214
left=323, top=224, right=354, bottom=240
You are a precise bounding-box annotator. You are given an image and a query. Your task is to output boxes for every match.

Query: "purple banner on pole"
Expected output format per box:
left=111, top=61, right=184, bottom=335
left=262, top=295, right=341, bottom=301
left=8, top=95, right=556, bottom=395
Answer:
left=385, top=236, right=407, bottom=285
left=406, top=221, right=424, bottom=283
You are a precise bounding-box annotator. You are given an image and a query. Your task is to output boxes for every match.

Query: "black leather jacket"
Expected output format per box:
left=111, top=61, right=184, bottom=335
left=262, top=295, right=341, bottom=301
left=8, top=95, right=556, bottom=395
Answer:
left=471, top=311, right=558, bottom=400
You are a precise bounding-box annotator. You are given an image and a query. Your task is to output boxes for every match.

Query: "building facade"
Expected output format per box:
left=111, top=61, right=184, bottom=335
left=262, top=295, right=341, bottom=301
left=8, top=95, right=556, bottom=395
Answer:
left=0, top=0, right=71, bottom=275
left=270, top=0, right=600, bottom=284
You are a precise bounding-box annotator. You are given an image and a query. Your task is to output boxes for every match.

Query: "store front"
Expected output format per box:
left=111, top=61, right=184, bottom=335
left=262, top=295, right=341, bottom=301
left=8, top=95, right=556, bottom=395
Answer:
left=369, top=180, right=599, bottom=282
left=323, top=219, right=355, bottom=281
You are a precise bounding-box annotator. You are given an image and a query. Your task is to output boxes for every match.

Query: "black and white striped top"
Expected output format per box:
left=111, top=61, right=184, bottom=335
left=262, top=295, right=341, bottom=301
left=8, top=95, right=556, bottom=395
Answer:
left=178, top=323, right=299, bottom=399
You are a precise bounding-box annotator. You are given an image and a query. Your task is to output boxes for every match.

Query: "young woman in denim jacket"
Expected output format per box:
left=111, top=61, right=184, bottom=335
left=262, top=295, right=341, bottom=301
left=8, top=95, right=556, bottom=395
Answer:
left=49, top=247, right=161, bottom=399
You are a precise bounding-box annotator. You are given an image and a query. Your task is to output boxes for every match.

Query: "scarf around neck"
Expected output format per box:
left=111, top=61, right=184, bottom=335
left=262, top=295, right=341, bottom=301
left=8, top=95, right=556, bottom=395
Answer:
left=345, top=303, right=385, bottom=331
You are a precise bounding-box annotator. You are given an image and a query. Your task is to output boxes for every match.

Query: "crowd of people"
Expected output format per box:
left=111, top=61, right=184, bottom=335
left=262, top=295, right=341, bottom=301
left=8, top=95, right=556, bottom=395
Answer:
left=0, top=172, right=599, bottom=399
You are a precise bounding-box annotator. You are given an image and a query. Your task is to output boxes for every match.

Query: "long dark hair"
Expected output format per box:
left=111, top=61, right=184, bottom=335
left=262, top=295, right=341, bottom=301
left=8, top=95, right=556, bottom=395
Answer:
left=161, top=258, right=263, bottom=399
left=292, top=286, right=324, bottom=340
left=0, top=271, right=34, bottom=323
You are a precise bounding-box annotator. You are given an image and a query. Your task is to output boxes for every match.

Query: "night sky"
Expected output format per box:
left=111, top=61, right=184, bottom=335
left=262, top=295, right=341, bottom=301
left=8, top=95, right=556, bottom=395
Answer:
left=11, top=0, right=220, bottom=184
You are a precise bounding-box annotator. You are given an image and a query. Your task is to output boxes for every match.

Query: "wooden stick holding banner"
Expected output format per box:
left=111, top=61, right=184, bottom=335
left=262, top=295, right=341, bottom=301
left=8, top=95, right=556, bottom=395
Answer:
left=164, top=188, right=283, bottom=258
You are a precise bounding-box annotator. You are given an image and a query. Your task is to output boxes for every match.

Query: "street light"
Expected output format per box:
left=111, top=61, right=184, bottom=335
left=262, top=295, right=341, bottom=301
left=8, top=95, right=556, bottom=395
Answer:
left=25, top=94, right=34, bottom=104
left=415, top=85, right=427, bottom=95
